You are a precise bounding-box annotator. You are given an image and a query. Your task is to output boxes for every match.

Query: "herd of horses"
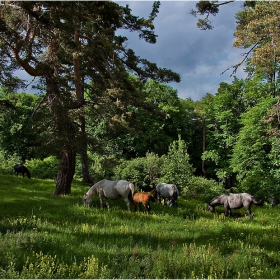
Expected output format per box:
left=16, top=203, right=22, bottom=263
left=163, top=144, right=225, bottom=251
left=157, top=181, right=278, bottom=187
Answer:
left=83, top=179, right=179, bottom=214
left=13, top=165, right=263, bottom=219
left=83, top=179, right=263, bottom=219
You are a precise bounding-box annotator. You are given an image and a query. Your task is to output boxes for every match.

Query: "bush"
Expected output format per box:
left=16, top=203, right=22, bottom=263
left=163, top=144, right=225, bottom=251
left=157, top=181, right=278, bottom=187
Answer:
left=25, top=156, right=59, bottom=179
left=85, top=153, right=119, bottom=183
left=0, top=152, right=22, bottom=175
left=181, top=176, right=224, bottom=202
left=159, top=137, right=195, bottom=190
left=113, top=153, right=163, bottom=190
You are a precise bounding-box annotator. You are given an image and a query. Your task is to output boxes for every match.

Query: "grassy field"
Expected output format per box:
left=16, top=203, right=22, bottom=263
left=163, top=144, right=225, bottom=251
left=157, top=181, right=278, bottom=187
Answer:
left=1, top=174, right=280, bottom=278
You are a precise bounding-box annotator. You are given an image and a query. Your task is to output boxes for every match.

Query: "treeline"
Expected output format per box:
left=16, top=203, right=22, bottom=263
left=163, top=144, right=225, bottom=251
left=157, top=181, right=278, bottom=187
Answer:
left=0, top=70, right=279, bottom=203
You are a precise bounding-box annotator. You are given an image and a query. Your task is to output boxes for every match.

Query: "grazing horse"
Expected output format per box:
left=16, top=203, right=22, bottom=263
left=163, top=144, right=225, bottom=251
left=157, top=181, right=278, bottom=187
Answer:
left=133, top=189, right=156, bottom=214
left=14, top=164, right=31, bottom=179
left=83, top=179, right=135, bottom=211
left=206, top=193, right=263, bottom=219
left=156, top=183, right=179, bottom=207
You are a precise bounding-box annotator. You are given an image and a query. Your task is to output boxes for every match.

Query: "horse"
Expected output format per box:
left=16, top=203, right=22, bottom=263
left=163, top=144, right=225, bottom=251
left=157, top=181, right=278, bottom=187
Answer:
left=133, top=189, right=157, bottom=214
left=14, top=164, right=31, bottom=179
left=83, top=179, right=135, bottom=211
left=206, top=193, right=263, bottom=219
left=156, top=183, right=179, bottom=207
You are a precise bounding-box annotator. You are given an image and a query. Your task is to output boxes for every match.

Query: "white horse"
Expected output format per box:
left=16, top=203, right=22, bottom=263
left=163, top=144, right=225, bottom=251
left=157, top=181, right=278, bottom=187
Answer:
left=156, top=183, right=179, bottom=207
left=83, top=179, right=135, bottom=211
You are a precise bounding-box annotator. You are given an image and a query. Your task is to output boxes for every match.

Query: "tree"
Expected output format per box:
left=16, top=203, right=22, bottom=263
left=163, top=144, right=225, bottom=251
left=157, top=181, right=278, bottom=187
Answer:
left=160, top=136, right=195, bottom=190
left=0, top=2, right=179, bottom=194
left=230, top=96, right=275, bottom=196
left=0, top=88, right=47, bottom=161
left=190, top=0, right=235, bottom=30
left=233, top=1, right=280, bottom=78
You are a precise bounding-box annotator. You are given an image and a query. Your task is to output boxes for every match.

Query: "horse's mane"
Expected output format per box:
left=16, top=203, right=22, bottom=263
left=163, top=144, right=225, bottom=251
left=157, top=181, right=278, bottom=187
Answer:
left=85, top=181, right=99, bottom=197
left=208, top=193, right=226, bottom=204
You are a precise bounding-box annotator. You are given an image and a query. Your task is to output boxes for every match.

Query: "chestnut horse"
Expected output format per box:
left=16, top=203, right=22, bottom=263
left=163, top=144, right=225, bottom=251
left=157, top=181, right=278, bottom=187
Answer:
left=133, top=188, right=157, bottom=214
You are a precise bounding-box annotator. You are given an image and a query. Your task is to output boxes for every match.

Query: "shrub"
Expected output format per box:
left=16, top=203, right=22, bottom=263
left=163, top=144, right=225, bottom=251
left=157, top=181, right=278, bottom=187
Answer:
left=181, top=176, right=224, bottom=202
left=25, top=156, right=59, bottom=179
left=159, top=137, right=195, bottom=191
left=113, top=152, right=163, bottom=190
left=0, top=152, right=22, bottom=175
left=86, top=153, right=119, bottom=183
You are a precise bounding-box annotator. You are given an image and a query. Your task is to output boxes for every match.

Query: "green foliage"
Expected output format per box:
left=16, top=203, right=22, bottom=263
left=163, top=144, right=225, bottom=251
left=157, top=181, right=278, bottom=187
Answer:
left=181, top=176, right=225, bottom=202
left=0, top=90, right=43, bottom=161
left=87, top=153, right=119, bottom=183
left=230, top=97, right=276, bottom=196
left=113, top=138, right=194, bottom=192
left=113, top=152, right=163, bottom=189
left=2, top=250, right=108, bottom=279
left=160, top=137, right=195, bottom=190
left=0, top=152, right=22, bottom=175
left=25, top=156, right=59, bottom=179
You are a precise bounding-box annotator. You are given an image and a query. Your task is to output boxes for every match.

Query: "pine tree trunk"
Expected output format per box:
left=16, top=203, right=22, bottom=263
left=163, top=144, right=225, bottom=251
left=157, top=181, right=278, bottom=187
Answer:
left=54, top=149, right=76, bottom=195
left=79, top=115, right=92, bottom=185
left=46, top=77, right=77, bottom=195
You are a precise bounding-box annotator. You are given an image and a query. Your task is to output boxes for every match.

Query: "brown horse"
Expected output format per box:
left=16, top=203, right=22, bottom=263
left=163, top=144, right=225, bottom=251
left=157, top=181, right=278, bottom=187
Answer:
left=133, top=189, right=157, bottom=214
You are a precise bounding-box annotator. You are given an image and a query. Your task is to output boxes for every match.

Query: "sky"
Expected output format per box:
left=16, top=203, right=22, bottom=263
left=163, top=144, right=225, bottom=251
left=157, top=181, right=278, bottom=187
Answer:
left=18, top=1, right=246, bottom=102
left=115, top=1, right=246, bottom=101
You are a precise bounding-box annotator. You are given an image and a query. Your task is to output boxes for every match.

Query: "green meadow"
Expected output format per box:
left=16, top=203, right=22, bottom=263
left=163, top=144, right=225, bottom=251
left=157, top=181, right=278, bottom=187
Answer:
left=1, top=174, right=280, bottom=279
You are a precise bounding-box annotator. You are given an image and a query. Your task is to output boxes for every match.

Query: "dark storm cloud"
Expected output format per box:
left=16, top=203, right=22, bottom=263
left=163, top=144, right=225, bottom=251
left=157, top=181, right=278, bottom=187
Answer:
left=116, top=1, right=246, bottom=101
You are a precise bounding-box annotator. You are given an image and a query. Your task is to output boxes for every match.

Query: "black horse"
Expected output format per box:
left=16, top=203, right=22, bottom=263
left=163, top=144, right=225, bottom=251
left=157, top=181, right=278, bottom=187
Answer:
left=14, top=164, right=31, bottom=179
left=206, top=193, right=263, bottom=219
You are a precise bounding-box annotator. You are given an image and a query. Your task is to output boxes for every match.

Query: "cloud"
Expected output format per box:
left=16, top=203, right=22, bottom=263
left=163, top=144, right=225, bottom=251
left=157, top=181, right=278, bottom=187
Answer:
left=116, top=1, right=246, bottom=100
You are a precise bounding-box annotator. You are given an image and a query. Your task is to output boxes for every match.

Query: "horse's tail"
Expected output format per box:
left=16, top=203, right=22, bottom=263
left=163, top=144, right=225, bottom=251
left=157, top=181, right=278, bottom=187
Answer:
left=149, top=192, right=156, bottom=202
left=24, top=166, right=31, bottom=179
left=172, top=185, right=178, bottom=198
left=128, top=183, right=135, bottom=204
left=252, top=196, right=264, bottom=206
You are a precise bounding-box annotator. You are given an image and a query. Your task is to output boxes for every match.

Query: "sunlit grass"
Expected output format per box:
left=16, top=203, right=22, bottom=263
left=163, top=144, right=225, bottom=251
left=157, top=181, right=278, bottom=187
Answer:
left=1, top=174, right=280, bottom=278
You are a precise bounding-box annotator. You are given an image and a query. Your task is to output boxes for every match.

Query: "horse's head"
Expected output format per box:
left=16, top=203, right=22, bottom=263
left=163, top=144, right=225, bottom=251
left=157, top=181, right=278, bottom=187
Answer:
left=168, top=197, right=177, bottom=207
left=83, top=192, right=92, bottom=206
left=206, top=204, right=214, bottom=212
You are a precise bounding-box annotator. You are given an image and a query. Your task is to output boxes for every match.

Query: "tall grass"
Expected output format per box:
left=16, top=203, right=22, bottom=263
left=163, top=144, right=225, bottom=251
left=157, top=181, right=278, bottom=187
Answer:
left=1, top=174, right=280, bottom=278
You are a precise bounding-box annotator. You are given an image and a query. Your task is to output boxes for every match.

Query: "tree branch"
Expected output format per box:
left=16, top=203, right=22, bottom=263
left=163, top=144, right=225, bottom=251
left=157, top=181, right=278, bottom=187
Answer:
left=221, top=43, right=258, bottom=76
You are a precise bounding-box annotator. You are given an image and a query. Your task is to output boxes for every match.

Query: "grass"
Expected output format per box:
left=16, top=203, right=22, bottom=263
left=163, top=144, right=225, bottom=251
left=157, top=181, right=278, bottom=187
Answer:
left=1, top=174, right=280, bottom=278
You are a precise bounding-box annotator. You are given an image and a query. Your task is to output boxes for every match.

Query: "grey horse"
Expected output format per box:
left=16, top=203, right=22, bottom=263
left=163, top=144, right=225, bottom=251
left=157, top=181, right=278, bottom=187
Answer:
left=83, top=179, right=135, bottom=211
left=206, top=193, right=263, bottom=219
left=156, top=183, right=179, bottom=207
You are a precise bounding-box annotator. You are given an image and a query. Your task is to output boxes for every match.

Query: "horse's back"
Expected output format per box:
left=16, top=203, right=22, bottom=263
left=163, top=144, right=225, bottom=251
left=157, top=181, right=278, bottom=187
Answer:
left=99, top=179, right=134, bottom=198
left=133, top=192, right=149, bottom=203
left=156, top=183, right=177, bottom=197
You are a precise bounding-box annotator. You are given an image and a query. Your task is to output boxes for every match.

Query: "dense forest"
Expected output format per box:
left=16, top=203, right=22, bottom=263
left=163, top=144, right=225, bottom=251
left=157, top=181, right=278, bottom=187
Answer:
left=1, top=1, right=280, bottom=203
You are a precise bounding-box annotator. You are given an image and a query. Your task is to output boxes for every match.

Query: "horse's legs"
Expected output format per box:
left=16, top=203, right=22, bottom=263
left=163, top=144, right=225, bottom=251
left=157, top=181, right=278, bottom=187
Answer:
left=98, top=194, right=103, bottom=209
left=246, top=207, right=254, bottom=219
left=105, top=198, right=110, bottom=210
left=157, top=193, right=161, bottom=204
left=145, top=203, right=150, bottom=214
left=124, top=197, right=131, bottom=211
left=224, top=206, right=230, bottom=216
